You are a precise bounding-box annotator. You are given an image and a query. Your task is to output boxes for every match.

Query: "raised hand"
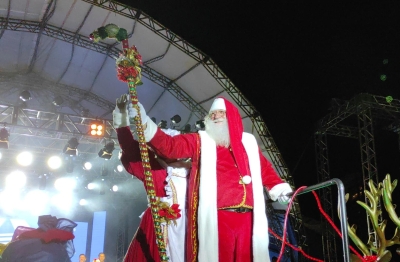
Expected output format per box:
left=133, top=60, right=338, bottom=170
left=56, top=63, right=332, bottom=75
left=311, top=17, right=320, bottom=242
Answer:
left=116, top=94, right=129, bottom=113
left=113, top=94, right=130, bottom=128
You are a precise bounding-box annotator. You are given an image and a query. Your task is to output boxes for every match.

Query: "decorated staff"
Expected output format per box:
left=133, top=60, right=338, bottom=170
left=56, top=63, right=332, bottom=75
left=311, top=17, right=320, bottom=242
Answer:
left=90, top=25, right=168, bottom=261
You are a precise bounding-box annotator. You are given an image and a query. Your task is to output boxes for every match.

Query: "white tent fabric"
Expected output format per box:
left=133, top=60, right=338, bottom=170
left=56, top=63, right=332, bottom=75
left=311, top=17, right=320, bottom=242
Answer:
left=0, top=0, right=291, bottom=182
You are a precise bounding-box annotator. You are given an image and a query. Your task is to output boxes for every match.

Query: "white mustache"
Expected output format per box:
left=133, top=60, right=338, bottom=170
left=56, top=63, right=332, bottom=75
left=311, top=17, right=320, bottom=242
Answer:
left=213, top=119, right=224, bottom=123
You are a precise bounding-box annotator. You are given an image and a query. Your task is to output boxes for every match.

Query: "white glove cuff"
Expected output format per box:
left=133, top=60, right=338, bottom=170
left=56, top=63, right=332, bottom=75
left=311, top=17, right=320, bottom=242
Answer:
left=269, top=183, right=293, bottom=201
left=144, top=117, right=157, bottom=142
left=113, top=111, right=130, bottom=128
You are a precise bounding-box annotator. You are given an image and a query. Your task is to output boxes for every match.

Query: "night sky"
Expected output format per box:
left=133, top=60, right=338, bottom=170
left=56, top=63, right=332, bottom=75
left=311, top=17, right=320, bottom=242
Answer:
left=118, top=0, right=400, bottom=258
left=119, top=1, right=400, bottom=184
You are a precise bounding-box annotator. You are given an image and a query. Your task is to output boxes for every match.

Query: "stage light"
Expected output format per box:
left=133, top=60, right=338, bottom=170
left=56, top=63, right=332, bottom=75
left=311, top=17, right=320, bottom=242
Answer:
left=83, top=161, right=92, bottom=170
left=47, top=156, right=62, bottom=170
left=63, top=137, right=79, bottom=156
left=79, top=199, right=87, bottom=206
left=87, top=183, right=95, bottom=190
left=112, top=185, right=118, bottom=192
left=19, top=90, right=32, bottom=101
left=171, top=115, right=181, bottom=124
left=52, top=96, right=64, bottom=106
left=90, top=121, right=104, bottom=136
left=0, top=127, right=9, bottom=149
left=195, top=120, right=205, bottom=129
left=116, top=164, right=124, bottom=172
left=6, top=171, right=26, bottom=189
left=16, top=151, right=33, bottom=166
left=158, top=120, right=167, bottom=129
left=98, top=142, right=115, bottom=160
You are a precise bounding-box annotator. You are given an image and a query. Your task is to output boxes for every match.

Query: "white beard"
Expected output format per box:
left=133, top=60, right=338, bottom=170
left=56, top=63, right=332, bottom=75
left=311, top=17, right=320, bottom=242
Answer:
left=205, top=117, right=230, bottom=148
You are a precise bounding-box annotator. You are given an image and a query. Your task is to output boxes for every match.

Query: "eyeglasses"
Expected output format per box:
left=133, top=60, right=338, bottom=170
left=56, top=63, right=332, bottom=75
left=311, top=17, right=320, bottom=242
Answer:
left=209, top=110, right=226, bottom=119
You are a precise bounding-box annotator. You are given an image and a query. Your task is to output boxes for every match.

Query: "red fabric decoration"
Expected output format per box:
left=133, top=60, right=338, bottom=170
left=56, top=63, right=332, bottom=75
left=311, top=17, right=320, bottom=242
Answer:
left=18, top=228, right=74, bottom=243
left=217, top=97, right=250, bottom=176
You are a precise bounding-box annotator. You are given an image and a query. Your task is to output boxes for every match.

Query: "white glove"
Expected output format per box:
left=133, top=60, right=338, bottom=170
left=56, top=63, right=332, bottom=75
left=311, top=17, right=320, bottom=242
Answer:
left=128, top=102, right=149, bottom=124
left=277, top=188, right=293, bottom=205
left=113, top=94, right=130, bottom=128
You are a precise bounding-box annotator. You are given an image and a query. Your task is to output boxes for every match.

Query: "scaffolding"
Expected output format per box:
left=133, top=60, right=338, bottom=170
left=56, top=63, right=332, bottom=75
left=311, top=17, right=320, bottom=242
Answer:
left=314, top=93, right=400, bottom=261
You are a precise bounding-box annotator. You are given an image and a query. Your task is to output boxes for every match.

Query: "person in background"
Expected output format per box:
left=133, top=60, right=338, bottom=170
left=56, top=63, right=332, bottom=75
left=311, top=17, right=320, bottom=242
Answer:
left=129, top=97, right=293, bottom=262
left=113, top=94, right=190, bottom=262
left=93, top=252, right=105, bottom=262
left=79, top=254, right=86, bottom=262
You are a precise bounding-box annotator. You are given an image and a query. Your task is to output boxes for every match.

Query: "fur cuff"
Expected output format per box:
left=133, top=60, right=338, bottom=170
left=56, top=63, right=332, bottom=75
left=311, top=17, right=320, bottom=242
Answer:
left=113, top=110, right=130, bottom=128
left=268, top=183, right=292, bottom=201
left=144, top=118, right=157, bottom=142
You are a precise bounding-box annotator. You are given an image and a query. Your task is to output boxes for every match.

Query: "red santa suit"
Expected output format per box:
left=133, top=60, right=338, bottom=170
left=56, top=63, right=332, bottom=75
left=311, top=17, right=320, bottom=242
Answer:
left=117, top=126, right=189, bottom=262
left=142, top=97, right=292, bottom=262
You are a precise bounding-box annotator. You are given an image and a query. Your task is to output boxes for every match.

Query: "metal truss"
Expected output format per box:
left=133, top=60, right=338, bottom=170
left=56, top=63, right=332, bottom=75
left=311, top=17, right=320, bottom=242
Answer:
left=1, top=5, right=307, bottom=258
left=315, top=93, right=400, bottom=260
left=116, top=214, right=127, bottom=262
left=0, top=18, right=207, bottom=119
left=0, top=103, right=118, bottom=143
left=358, top=107, right=381, bottom=248
left=314, top=133, right=337, bottom=262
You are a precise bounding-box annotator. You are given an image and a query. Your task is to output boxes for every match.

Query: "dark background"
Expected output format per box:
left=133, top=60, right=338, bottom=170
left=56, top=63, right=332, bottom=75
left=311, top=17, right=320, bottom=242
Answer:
left=117, top=0, right=400, bottom=259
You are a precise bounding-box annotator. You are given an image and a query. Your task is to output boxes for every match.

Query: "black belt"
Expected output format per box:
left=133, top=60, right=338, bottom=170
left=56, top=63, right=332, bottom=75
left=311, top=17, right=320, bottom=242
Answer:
left=222, top=207, right=253, bottom=213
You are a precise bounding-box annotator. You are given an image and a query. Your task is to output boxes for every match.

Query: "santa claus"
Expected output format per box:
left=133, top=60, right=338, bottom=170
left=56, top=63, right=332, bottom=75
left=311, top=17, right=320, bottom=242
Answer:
left=129, top=97, right=293, bottom=262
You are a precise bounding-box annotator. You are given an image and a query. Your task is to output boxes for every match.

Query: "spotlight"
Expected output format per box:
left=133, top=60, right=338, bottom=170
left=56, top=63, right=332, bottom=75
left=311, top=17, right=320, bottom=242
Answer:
left=83, top=161, right=92, bottom=170
left=171, top=115, right=181, bottom=124
left=63, top=137, right=79, bottom=156
left=98, top=142, right=115, bottom=160
left=16, top=152, right=33, bottom=166
left=116, top=164, right=124, bottom=172
left=158, top=120, right=167, bottom=129
left=79, top=199, right=87, bottom=206
left=87, top=183, right=95, bottom=190
left=90, top=121, right=104, bottom=136
left=52, top=96, right=64, bottom=106
left=0, top=127, right=9, bottom=149
left=19, top=90, right=32, bottom=101
left=112, top=185, right=118, bottom=192
left=195, top=120, right=205, bottom=129
left=47, top=156, right=62, bottom=170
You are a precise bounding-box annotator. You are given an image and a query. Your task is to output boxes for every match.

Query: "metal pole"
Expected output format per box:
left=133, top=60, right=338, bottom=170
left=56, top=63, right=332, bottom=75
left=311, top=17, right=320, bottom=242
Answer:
left=291, top=178, right=350, bottom=261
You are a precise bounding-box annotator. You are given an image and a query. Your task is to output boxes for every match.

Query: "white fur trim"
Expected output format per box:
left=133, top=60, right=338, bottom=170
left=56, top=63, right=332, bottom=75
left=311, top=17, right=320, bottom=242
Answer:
left=198, top=131, right=219, bottom=262
left=161, top=128, right=181, bottom=136
left=209, top=98, right=226, bottom=113
left=144, top=117, right=158, bottom=142
left=269, top=183, right=293, bottom=201
left=112, top=110, right=130, bottom=128
left=242, top=133, right=270, bottom=262
left=197, top=131, right=270, bottom=262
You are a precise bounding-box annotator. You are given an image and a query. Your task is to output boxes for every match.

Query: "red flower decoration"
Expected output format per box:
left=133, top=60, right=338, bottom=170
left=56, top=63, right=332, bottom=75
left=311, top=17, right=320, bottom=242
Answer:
left=158, top=203, right=181, bottom=225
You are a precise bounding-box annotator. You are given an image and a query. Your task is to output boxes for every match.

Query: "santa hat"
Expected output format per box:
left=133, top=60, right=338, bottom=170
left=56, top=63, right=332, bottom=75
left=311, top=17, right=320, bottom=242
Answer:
left=209, top=97, right=250, bottom=176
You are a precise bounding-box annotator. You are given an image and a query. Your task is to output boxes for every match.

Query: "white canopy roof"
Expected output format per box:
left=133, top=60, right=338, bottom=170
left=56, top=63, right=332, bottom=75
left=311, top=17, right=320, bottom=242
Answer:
left=0, top=0, right=291, bottom=182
